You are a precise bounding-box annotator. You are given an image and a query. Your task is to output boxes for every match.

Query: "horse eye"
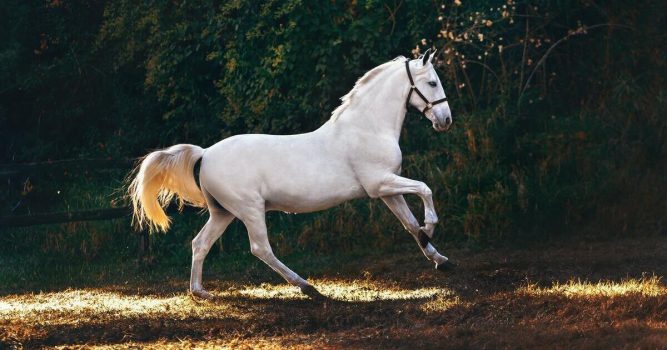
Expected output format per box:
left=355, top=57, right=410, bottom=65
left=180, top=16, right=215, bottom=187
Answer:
left=428, top=81, right=437, bottom=87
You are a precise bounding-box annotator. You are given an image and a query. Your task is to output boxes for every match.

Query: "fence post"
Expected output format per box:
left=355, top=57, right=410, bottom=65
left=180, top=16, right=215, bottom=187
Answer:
left=138, top=229, right=150, bottom=257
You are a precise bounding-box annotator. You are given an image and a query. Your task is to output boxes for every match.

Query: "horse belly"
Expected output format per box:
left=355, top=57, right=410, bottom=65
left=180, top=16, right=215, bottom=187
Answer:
left=264, top=172, right=366, bottom=213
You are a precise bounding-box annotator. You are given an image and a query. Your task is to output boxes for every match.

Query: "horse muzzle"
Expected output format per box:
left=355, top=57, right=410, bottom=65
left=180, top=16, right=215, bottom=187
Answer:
left=432, top=115, right=453, bottom=132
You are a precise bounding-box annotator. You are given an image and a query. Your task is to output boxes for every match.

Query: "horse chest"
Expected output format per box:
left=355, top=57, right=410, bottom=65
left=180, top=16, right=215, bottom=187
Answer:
left=350, top=141, right=403, bottom=175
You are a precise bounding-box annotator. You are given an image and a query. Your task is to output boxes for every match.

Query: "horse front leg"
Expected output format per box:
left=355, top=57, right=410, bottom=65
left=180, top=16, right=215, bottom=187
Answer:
left=376, top=174, right=438, bottom=238
left=381, top=195, right=455, bottom=270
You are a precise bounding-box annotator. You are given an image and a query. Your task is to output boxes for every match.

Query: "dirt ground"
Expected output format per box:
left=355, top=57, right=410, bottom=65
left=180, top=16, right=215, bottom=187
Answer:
left=2, top=236, right=667, bottom=349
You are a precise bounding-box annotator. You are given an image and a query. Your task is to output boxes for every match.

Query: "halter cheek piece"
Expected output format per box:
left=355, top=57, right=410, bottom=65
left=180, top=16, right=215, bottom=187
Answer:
left=404, top=60, right=448, bottom=115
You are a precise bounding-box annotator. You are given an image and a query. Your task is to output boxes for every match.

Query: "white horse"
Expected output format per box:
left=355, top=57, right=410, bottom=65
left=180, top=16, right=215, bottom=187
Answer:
left=129, top=49, right=455, bottom=299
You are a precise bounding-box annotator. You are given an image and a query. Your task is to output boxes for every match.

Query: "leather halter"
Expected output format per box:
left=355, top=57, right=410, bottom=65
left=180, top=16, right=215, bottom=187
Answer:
left=404, top=60, right=448, bottom=114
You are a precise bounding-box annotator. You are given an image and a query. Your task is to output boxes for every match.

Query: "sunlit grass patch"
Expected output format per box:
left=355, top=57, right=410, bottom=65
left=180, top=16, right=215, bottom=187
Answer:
left=420, top=294, right=465, bottom=313
left=315, top=280, right=443, bottom=302
left=0, top=289, right=244, bottom=325
left=224, top=279, right=447, bottom=302
left=519, top=276, right=666, bottom=298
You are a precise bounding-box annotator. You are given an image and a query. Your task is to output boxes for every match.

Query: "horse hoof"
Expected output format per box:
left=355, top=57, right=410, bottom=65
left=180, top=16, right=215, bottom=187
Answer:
left=190, top=289, right=214, bottom=300
left=300, top=285, right=327, bottom=301
left=436, top=259, right=458, bottom=271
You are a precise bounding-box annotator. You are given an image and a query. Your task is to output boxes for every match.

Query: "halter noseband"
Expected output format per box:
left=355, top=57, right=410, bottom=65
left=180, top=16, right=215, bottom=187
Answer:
left=404, top=59, right=448, bottom=114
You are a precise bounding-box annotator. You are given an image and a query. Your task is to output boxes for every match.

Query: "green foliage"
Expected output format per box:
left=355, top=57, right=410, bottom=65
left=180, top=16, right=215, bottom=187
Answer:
left=1, top=0, right=665, bottom=259
left=90, top=0, right=436, bottom=146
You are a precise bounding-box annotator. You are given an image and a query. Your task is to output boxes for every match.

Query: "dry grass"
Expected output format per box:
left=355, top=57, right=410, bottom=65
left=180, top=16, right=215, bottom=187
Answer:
left=2, top=236, right=667, bottom=349
left=521, top=276, right=666, bottom=298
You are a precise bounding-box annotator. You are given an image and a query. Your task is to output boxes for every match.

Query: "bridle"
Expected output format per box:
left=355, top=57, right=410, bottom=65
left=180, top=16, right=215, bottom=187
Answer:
left=404, top=59, right=448, bottom=115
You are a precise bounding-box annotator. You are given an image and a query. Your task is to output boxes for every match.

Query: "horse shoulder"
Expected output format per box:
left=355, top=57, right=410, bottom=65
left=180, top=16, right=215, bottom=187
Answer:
left=346, top=135, right=403, bottom=197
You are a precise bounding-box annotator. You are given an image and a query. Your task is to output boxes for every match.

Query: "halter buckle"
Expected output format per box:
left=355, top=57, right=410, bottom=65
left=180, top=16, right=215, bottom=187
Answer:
left=427, top=103, right=433, bottom=109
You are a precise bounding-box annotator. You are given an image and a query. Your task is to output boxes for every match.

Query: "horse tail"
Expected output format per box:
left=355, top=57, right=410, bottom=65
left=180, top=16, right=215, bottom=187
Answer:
left=128, top=144, right=206, bottom=232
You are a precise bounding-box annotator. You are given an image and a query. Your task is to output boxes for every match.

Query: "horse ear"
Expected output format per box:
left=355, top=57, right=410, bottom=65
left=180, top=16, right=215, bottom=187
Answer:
left=428, top=49, right=437, bottom=64
left=421, top=48, right=432, bottom=66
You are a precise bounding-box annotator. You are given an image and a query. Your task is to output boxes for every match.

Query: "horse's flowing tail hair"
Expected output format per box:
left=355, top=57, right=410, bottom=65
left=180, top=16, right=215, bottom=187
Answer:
left=128, top=144, right=206, bottom=232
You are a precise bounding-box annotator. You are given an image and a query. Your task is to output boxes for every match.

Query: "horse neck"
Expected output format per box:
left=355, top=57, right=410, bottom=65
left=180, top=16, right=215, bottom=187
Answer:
left=330, top=66, right=409, bottom=141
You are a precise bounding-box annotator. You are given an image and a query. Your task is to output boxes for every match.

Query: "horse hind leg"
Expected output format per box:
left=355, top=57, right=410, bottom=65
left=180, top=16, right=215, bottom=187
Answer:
left=190, top=209, right=235, bottom=299
left=240, top=206, right=325, bottom=300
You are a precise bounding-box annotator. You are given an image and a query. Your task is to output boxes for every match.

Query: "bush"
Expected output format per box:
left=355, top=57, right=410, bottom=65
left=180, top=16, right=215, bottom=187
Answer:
left=1, top=1, right=664, bottom=258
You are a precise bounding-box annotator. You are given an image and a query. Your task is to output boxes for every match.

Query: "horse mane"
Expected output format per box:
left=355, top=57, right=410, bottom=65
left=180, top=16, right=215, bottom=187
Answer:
left=330, top=56, right=406, bottom=121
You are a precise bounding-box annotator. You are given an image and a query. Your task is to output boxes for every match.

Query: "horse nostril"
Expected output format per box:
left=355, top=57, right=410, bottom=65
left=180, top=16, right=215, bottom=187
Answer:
left=445, top=116, right=452, bottom=125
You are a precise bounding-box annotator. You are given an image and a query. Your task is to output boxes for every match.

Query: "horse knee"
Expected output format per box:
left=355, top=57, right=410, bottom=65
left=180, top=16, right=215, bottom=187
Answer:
left=419, top=182, right=432, bottom=197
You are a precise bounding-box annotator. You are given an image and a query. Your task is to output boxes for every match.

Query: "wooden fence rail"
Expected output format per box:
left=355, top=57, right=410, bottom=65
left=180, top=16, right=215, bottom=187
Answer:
left=0, top=205, right=199, bottom=228
left=0, top=158, right=135, bottom=177
left=0, top=158, right=150, bottom=255
left=0, top=157, right=136, bottom=228
left=0, top=206, right=152, bottom=256
left=0, top=207, right=131, bottom=228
